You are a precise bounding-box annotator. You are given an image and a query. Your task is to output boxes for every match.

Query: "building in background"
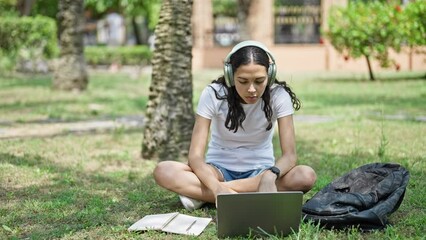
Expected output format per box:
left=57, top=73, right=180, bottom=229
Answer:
left=192, top=0, right=425, bottom=73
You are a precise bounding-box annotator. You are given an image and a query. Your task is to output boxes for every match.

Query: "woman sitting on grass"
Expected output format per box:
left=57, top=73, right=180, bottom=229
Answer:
left=153, top=40, right=317, bottom=211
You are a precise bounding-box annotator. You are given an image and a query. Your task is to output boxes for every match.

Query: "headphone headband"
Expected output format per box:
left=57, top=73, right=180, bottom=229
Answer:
left=224, top=40, right=276, bottom=64
left=223, top=40, right=277, bottom=87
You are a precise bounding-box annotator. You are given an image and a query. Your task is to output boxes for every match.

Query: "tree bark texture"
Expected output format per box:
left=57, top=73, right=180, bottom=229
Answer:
left=17, top=0, right=35, bottom=16
left=53, top=0, right=88, bottom=91
left=237, top=0, right=253, bottom=40
left=142, top=0, right=194, bottom=161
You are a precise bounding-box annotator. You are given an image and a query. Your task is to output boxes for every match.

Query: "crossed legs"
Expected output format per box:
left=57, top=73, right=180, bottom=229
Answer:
left=153, top=161, right=316, bottom=203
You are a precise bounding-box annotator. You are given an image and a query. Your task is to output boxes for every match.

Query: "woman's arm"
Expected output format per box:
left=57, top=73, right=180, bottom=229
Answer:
left=258, top=115, right=297, bottom=191
left=275, top=115, right=297, bottom=174
left=188, top=115, right=233, bottom=196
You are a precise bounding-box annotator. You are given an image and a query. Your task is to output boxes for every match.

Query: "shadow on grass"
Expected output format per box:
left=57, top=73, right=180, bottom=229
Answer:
left=0, top=96, right=148, bottom=124
left=0, top=96, right=147, bottom=112
left=0, top=74, right=52, bottom=88
left=0, top=152, right=183, bottom=239
left=0, top=136, right=424, bottom=239
left=0, top=99, right=80, bottom=112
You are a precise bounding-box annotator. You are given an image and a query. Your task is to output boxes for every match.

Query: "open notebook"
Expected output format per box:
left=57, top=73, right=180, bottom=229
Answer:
left=128, top=212, right=212, bottom=236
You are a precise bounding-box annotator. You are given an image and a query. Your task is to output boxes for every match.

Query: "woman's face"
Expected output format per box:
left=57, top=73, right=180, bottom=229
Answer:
left=233, top=62, right=268, bottom=104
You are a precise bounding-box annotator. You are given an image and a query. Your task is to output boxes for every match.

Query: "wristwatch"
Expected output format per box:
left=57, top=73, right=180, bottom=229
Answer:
left=267, top=166, right=281, bottom=179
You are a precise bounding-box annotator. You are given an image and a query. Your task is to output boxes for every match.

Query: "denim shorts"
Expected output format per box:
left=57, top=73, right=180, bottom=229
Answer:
left=209, top=163, right=269, bottom=182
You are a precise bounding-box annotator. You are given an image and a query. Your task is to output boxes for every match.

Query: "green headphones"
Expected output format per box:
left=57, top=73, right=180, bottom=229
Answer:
left=223, top=40, right=277, bottom=88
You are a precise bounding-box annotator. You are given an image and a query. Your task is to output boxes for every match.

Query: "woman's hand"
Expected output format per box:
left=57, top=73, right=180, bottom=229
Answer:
left=214, top=184, right=236, bottom=197
left=258, top=171, right=278, bottom=192
left=214, top=184, right=237, bottom=207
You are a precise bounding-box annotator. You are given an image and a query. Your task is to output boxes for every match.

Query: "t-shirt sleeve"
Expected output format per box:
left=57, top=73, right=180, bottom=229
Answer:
left=196, top=86, right=216, bottom=119
left=274, top=87, right=295, bottom=118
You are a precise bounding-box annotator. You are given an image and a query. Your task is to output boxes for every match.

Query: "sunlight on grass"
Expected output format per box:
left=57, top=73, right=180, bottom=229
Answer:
left=0, top=70, right=424, bottom=239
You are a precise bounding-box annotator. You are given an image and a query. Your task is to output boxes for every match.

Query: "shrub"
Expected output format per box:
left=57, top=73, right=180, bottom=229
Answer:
left=0, top=15, right=58, bottom=72
left=84, top=45, right=152, bottom=65
left=0, top=15, right=58, bottom=58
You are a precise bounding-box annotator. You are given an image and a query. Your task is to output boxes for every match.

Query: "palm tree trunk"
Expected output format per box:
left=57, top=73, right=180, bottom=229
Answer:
left=53, top=0, right=88, bottom=91
left=142, top=0, right=194, bottom=161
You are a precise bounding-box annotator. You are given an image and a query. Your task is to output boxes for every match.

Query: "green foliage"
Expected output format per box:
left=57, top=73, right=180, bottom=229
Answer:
left=84, top=45, right=152, bottom=66
left=0, top=71, right=425, bottom=239
left=0, top=15, right=58, bottom=71
left=30, top=0, right=59, bottom=19
left=0, top=0, right=18, bottom=16
left=398, top=0, right=426, bottom=47
left=84, top=0, right=161, bottom=30
left=213, top=0, right=237, bottom=17
left=326, top=1, right=406, bottom=69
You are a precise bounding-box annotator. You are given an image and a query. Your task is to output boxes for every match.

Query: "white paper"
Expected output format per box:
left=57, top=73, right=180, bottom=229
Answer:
left=128, top=212, right=179, bottom=231
left=162, top=214, right=212, bottom=236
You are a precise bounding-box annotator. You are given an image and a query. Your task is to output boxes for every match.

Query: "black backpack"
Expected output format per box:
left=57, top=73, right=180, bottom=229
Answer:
left=302, top=162, right=410, bottom=231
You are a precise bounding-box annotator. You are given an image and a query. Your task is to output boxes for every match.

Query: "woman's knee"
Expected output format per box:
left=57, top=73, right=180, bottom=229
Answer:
left=153, top=161, right=180, bottom=188
left=280, top=165, right=316, bottom=192
left=298, top=165, right=317, bottom=191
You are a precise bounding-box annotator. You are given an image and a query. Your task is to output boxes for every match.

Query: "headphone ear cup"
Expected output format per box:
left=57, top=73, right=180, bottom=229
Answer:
left=268, top=63, right=277, bottom=86
left=224, top=63, right=234, bottom=87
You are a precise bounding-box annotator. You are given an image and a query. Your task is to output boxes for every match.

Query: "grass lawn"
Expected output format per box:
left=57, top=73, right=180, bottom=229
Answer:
left=0, top=69, right=425, bottom=239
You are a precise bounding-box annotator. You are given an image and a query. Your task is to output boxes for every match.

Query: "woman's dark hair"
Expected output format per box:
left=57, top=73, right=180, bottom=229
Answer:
left=210, top=45, right=301, bottom=133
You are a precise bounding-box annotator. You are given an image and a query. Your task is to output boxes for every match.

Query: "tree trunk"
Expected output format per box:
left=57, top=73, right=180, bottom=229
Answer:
left=408, top=46, right=413, bottom=71
left=17, top=0, right=35, bottom=16
left=237, top=0, right=253, bottom=40
left=365, top=55, right=375, bottom=81
left=142, top=0, right=194, bottom=161
left=53, top=0, right=88, bottom=91
left=131, top=17, right=142, bottom=45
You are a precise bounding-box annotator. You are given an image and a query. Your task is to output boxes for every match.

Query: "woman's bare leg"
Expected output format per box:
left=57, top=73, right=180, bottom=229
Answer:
left=276, top=165, right=316, bottom=192
left=154, top=162, right=316, bottom=203
left=153, top=161, right=223, bottom=203
left=221, top=165, right=316, bottom=193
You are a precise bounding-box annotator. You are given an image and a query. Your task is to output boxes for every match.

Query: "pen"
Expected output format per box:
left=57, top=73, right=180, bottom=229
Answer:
left=186, top=220, right=197, bottom=232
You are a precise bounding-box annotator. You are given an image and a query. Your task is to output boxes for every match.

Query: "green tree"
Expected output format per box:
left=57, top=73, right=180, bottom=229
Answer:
left=84, top=0, right=161, bottom=44
left=212, top=0, right=254, bottom=41
left=213, top=0, right=237, bottom=17
left=398, top=0, right=426, bottom=70
left=3, top=0, right=162, bottom=45
left=326, top=1, right=406, bottom=80
left=0, top=0, right=18, bottom=15
left=142, top=0, right=194, bottom=161
left=30, top=0, right=58, bottom=19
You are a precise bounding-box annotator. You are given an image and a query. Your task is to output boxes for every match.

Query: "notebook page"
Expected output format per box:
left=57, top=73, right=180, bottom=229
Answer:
left=128, top=212, right=179, bottom=231
left=162, top=214, right=212, bottom=236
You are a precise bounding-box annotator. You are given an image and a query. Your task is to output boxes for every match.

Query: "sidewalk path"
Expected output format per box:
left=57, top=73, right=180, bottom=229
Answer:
left=0, top=116, right=144, bottom=139
left=0, top=114, right=424, bottom=140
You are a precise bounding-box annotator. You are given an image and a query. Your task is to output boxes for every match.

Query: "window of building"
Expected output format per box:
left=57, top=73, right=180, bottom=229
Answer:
left=274, top=0, right=322, bottom=44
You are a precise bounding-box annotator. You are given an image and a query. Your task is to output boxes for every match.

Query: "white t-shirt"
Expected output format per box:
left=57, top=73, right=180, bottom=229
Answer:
left=197, top=83, right=294, bottom=171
